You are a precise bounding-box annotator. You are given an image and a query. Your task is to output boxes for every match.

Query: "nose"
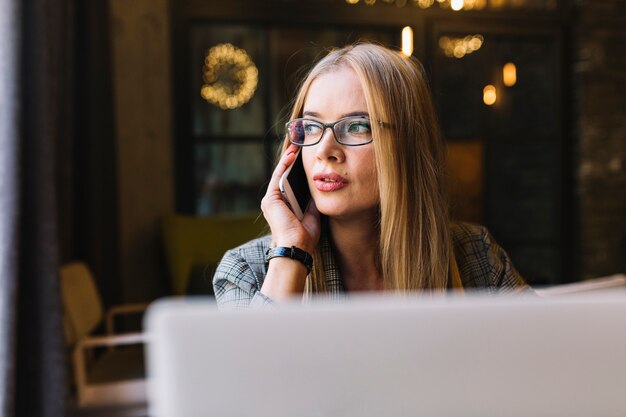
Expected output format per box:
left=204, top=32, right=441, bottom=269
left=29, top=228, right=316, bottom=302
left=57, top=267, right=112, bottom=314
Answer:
left=315, top=126, right=344, bottom=162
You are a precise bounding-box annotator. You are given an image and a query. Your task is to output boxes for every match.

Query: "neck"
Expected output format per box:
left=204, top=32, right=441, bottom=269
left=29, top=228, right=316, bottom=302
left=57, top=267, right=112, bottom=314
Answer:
left=328, top=215, right=383, bottom=292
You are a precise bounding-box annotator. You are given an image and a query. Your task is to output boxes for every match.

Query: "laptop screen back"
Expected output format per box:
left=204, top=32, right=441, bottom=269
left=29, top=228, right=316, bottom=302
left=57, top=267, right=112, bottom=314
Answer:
left=145, top=294, right=626, bottom=417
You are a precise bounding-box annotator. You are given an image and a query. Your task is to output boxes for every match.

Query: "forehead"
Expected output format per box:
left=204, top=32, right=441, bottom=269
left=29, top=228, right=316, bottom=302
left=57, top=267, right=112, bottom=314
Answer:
left=303, top=67, right=367, bottom=117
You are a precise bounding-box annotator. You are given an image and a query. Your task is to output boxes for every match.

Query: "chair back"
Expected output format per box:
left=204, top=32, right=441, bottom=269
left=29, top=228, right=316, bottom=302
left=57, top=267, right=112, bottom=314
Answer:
left=60, top=262, right=104, bottom=346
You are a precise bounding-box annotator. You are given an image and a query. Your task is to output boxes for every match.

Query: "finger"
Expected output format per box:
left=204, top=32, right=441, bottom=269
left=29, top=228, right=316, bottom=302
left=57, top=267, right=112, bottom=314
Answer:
left=267, top=145, right=299, bottom=191
left=285, top=143, right=299, bottom=154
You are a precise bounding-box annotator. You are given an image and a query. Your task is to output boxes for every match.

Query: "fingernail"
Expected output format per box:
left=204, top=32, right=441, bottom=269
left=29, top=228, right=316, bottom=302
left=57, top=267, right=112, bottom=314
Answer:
left=286, top=150, right=295, bottom=156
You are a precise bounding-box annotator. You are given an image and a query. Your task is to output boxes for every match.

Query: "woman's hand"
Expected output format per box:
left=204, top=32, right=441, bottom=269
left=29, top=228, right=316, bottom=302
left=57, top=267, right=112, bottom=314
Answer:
left=260, top=144, right=320, bottom=254
left=259, top=144, right=320, bottom=301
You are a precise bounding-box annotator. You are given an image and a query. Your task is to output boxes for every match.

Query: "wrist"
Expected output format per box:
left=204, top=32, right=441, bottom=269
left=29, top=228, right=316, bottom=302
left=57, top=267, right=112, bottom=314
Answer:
left=273, top=239, right=315, bottom=255
left=266, top=246, right=313, bottom=274
left=261, top=257, right=308, bottom=300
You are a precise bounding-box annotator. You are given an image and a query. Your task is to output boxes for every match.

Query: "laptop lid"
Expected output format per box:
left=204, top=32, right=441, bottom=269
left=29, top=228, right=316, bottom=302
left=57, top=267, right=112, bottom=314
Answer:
left=145, top=294, right=626, bottom=417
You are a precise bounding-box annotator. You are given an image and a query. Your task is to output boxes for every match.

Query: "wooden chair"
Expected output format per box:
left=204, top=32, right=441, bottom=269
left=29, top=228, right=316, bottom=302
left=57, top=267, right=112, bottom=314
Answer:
left=60, top=262, right=148, bottom=416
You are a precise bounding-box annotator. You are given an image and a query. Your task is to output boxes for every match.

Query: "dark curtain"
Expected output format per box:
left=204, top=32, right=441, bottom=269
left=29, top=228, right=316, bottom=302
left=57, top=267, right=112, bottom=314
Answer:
left=0, top=0, right=72, bottom=415
left=0, top=0, right=22, bottom=412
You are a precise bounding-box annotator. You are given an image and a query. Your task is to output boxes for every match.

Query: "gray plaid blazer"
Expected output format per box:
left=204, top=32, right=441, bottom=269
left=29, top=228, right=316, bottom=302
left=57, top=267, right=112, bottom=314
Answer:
left=213, top=222, right=529, bottom=309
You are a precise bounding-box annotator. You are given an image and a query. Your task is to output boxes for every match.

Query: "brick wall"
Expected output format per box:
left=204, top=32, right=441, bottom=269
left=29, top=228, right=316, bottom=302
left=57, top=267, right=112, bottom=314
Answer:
left=576, top=0, right=626, bottom=278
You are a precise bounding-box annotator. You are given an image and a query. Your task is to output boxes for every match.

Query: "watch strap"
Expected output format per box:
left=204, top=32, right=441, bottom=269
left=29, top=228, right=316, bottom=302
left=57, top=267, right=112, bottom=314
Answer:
left=265, top=246, right=313, bottom=273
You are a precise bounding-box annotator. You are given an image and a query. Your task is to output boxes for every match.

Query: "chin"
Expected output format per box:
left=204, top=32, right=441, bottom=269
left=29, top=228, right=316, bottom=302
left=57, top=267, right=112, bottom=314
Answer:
left=312, top=194, right=379, bottom=220
left=317, top=204, right=377, bottom=222
left=316, top=206, right=348, bottom=218
left=311, top=199, right=344, bottom=216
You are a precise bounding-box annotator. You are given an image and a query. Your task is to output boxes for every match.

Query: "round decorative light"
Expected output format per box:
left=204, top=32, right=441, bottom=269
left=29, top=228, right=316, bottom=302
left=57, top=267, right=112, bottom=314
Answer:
left=200, top=43, right=259, bottom=110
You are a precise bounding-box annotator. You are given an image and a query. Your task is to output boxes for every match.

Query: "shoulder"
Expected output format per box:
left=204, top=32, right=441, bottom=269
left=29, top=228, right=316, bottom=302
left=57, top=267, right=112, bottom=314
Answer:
left=451, top=222, right=528, bottom=292
left=450, top=222, right=489, bottom=246
left=221, top=235, right=272, bottom=268
left=214, top=235, right=272, bottom=281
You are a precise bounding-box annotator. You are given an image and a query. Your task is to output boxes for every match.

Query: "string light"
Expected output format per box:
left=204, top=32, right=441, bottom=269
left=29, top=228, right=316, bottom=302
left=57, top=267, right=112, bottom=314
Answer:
left=451, top=0, right=464, bottom=10
left=439, top=35, right=484, bottom=58
left=200, top=43, right=258, bottom=110
left=415, top=0, right=435, bottom=7
left=483, top=85, right=497, bottom=105
left=401, top=26, right=414, bottom=56
left=503, top=62, right=517, bottom=87
left=348, top=0, right=531, bottom=9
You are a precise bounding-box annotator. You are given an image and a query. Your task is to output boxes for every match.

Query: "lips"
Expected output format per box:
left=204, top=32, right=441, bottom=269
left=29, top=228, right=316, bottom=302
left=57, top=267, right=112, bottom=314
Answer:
left=313, top=172, right=348, bottom=192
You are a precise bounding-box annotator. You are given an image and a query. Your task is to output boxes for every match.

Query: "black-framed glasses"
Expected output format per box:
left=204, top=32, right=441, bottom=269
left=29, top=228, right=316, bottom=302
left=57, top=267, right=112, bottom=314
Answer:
left=285, top=116, right=379, bottom=147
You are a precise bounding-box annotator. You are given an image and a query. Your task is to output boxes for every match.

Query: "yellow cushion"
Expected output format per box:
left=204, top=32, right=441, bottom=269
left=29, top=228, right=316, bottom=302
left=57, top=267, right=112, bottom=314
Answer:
left=161, top=213, right=267, bottom=295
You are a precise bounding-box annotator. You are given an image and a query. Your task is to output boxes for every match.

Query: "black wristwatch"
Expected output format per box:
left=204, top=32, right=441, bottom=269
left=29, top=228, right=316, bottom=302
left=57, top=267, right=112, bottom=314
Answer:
left=265, top=246, right=313, bottom=273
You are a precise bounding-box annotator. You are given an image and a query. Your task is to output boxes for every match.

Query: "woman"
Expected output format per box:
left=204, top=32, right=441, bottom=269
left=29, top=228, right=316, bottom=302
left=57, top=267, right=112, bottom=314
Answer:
left=213, top=43, right=529, bottom=309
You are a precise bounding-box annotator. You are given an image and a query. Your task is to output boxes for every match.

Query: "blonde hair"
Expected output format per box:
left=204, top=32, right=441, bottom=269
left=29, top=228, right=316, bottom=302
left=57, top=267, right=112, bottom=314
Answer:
left=282, top=43, right=452, bottom=293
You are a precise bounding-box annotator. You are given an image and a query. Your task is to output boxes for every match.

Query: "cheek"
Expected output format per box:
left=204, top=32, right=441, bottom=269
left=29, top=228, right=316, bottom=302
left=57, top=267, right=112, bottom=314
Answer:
left=367, top=169, right=380, bottom=200
left=358, top=149, right=377, bottom=181
left=365, top=160, right=377, bottom=181
left=361, top=151, right=379, bottom=199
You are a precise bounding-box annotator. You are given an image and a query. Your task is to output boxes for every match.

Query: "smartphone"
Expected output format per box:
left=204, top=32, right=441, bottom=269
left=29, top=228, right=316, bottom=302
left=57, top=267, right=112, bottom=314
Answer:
left=279, top=149, right=311, bottom=220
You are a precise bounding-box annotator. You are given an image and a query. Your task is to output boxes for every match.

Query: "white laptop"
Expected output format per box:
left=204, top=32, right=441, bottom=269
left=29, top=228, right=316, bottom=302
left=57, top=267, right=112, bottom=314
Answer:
left=145, top=293, right=626, bottom=417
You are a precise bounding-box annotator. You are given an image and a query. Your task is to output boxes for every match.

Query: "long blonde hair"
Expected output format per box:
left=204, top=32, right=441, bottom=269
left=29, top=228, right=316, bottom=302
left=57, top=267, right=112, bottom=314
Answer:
left=282, top=43, right=452, bottom=293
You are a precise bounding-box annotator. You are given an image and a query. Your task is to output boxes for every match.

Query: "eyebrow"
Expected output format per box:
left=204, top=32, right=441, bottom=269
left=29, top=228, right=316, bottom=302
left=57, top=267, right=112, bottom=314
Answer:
left=302, top=110, right=370, bottom=119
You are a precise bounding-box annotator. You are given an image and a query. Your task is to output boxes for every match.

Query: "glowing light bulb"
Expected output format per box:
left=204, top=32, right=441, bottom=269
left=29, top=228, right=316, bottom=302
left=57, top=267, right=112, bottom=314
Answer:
left=483, top=85, right=497, bottom=106
left=503, top=62, right=517, bottom=87
left=451, top=0, right=464, bottom=10
left=401, top=26, right=414, bottom=56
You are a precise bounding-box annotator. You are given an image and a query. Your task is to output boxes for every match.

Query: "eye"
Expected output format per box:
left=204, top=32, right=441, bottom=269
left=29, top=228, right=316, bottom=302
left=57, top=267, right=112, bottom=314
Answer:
left=303, top=121, right=322, bottom=136
left=346, top=120, right=372, bottom=135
